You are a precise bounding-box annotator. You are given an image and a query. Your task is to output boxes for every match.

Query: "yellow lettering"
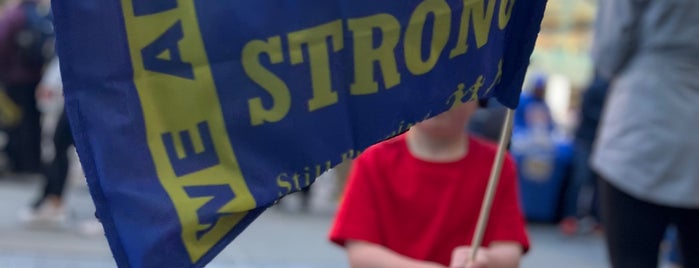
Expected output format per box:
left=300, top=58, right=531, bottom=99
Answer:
left=498, top=0, right=514, bottom=30
left=385, top=111, right=433, bottom=139
left=341, top=150, right=356, bottom=161
left=314, top=165, right=321, bottom=178
left=325, top=160, right=332, bottom=174
left=315, top=161, right=332, bottom=178
left=291, top=173, right=301, bottom=190
left=276, top=173, right=292, bottom=197
left=469, top=75, right=485, bottom=101
left=304, top=167, right=311, bottom=186
left=450, top=0, right=497, bottom=58
left=483, top=59, right=503, bottom=95
left=404, top=0, right=452, bottom=75
left=348, top=14, right=402, bottom=95
left=448, top=83, right=467, bottom=109
left=287, top=20, right=344, bottom=111
left=242, top=36, right=291, bottom=126
left=397, top=120, right=407, bottom=133
left=448, top=75, right=485, bottom=109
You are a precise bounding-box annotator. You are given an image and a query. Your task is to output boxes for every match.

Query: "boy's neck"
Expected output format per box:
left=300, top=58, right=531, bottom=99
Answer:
left=406, top=129, right=469, bottom=162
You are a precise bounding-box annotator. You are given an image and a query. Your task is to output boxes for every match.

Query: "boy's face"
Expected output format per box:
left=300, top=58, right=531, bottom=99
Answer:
left=413, top=101, right=478, bottom=138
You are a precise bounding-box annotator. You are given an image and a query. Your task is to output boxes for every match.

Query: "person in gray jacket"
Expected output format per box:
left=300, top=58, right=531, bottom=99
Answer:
left=591, top=1, right=699, bottom=267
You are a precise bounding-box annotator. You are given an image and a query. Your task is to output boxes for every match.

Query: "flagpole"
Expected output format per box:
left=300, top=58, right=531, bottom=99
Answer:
left=469, top=108, right=515, bottom=261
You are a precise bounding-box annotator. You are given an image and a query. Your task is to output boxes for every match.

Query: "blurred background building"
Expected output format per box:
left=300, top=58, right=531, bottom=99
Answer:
left=528, top=0, right=596, bottom=135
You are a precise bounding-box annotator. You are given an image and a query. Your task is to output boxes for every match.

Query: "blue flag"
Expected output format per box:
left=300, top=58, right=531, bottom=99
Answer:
left=52, top=0, right=546, bottom=267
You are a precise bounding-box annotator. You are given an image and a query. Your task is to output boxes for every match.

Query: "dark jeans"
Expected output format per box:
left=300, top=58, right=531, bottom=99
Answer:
left=4, top=83, right=41, bottom=173
left=563, top=141, right=599, bottom=219
left=39, top=111, right=73, bottom=201
left=599, top=179, right=699, bottom=268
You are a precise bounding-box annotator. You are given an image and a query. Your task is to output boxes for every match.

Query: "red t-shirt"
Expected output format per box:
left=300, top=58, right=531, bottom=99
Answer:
left=329, top=133, right=530, bottom=266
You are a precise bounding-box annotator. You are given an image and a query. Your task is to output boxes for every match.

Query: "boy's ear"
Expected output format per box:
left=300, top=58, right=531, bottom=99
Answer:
left=478, top=99, right=489, bottom=108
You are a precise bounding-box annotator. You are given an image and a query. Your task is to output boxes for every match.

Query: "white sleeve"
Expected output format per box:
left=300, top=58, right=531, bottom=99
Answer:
left=40, top=57, right=63, bottom=94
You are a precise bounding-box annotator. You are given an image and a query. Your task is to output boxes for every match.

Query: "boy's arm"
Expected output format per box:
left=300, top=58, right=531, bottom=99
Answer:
left=450, top=243, right=522, bottom=268
left=346, top=240, right=445, bottom=268
left=485, top=242, right=523, bottom=268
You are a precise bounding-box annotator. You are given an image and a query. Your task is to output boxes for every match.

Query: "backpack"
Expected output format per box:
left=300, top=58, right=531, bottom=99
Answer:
left=15, top=2, right=54, bottom=68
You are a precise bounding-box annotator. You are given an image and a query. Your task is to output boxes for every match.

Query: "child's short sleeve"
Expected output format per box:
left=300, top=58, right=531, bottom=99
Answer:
left=328, top=151, right=384, bottom=247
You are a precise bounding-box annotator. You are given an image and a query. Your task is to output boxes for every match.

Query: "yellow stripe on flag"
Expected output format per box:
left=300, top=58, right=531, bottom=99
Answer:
left=121, top=1, right=256, bottom=263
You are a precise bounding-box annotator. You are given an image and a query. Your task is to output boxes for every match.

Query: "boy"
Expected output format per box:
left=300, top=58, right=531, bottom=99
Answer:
left=329, top=101, right=529, bottom=268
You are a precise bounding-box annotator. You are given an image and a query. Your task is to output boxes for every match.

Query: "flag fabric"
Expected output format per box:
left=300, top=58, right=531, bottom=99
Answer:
left=52, top=0, right=546, bottom=267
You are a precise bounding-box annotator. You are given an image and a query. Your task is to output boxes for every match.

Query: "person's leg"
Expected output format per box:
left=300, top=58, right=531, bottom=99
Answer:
left=560, top=143, right=591, bottom=234
left=18, top=112, right=71, bottom=223
left=586, top=172, right=603, bottom=234
left=599, top=178, right=668, bottom=268
left=5, top=84, right=41, bottom=173
left=672, top=206, right=699, bottom=268
left=589, top=171, right=601, bottom=221
left=4, top=85, right=24, bottom=173
left=42, top=112, right=73, bottom=203
left=21, top=95, right=41, bottom=173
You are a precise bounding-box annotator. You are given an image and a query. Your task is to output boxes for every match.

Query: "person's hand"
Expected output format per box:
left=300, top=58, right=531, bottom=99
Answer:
left=450, top=246, right=490, bottom=268
left=35, top=84, right=62, bottom=113
left=35, top=84, right=54, bottom=102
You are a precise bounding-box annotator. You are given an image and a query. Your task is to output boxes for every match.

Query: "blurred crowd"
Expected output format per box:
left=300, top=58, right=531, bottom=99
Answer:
left=0, top=0, right=101, bottom=234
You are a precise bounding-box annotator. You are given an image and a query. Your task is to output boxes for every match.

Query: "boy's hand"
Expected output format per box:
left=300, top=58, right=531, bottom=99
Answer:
left=449, top=246, right=490, bottom=268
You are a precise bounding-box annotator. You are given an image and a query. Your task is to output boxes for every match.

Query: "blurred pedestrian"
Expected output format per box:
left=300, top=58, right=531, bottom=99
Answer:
left=559, top=73, right=608, bottom=235
left=514, top=75, right=554, bottom=132
left=591, top=1, right=699, bottom=267
left=18, top=57, right=70, bottom=224
left=329, top=101, right=529, bottom=268
left=0, top=0, right=53, bottom=174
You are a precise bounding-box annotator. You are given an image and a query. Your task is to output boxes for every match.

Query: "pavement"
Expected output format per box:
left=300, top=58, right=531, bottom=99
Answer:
left=0, top=174, right=611, bottom=268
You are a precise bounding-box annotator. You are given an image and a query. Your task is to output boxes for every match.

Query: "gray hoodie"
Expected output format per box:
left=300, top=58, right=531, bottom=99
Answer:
left=591, top=0, right=699, bottom=207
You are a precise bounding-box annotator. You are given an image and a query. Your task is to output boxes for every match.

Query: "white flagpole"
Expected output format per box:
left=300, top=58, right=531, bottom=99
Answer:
left=469, top=108, right=515, bottom=260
